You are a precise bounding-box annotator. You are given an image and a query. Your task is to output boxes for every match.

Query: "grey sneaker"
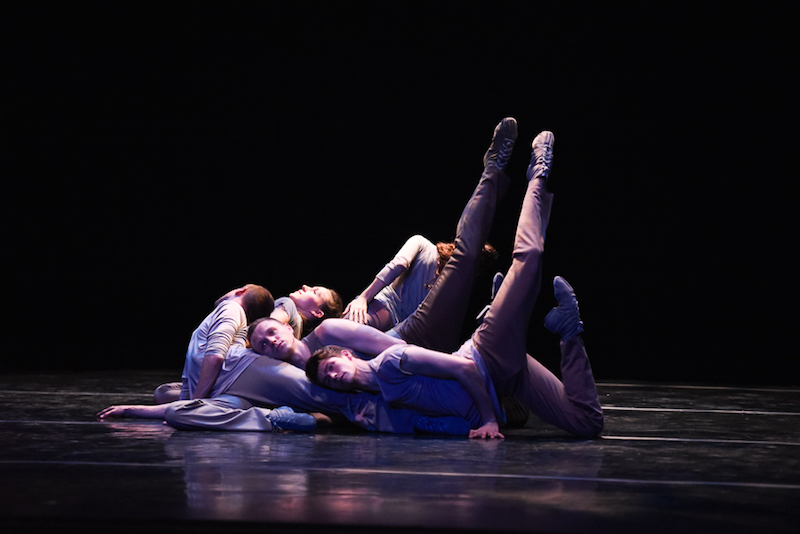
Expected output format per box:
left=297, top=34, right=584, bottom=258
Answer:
left=526, top=130, right=554, bottom=181
left=476, top=271, right=505, bottom=323
left=483, top=117, right=518, bottom=170
left=544, top=276, right=584, bottom=340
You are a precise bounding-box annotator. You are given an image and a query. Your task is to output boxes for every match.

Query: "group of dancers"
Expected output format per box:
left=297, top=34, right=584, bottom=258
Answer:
left=98, top=117, right=603, bottom=440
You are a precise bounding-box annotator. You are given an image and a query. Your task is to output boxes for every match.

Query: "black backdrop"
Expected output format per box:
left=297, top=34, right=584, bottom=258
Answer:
left=5, top=3, right=796, bottom=386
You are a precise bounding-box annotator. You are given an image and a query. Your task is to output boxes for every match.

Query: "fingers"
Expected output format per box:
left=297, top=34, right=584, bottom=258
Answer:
left=468, top=426, right=505, bottom=439
left=97, top=406, right=126, bottom=419
left=344, top=302, right=367, bottom=324
left=97, top=406, right=116, bottom=418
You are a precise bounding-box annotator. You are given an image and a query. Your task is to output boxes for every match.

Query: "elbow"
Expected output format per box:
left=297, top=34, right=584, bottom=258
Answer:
left=314, top=320, right=332, bottom=344
left=455, top=359, right=480, bottom=381
left=204, top=353, right=225, bottom=367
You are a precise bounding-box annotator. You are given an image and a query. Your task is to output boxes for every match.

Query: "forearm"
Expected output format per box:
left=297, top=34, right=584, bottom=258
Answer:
left=97, top=403, right=171, bottom=419
left=359, top=277, right=388, bottom=302
left=192, top=353, right=224, bottom=399
left=375, top=235, right=424, bottom=285
left=454, top=364, right=499, bottom=426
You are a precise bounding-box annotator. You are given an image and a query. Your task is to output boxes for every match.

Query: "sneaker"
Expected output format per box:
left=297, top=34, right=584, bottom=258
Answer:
left=413, top=415, right=471, bottom=436
left=526, top=130, right=554, bottom=181
left=491, top=271, right=504, bottom=300
left=476, top=271, right=505, bottom=323
left=483, top=117, right=518, bottom=170
left=544, top=276, right=584, bottom=340
left=268, top=406, right=317, bottom=432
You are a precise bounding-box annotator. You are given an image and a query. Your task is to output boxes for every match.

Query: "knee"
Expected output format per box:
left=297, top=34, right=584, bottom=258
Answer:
left=154, top=382, right=181, bottom=404
left=512, top=245, right=543, bottom=266
left=163, top=399, right=205, bottom=430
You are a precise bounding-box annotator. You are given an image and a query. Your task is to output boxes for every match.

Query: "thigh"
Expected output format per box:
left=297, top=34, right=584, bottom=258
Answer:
left=366, top=301, right=394, bottom=331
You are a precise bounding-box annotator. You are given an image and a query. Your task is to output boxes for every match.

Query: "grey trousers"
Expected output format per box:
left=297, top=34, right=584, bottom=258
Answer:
left=474, top=178, right=603, bottom=438
left=164, top=395, right=317, bottom=432
left=394, top=165, right=510, bottom=353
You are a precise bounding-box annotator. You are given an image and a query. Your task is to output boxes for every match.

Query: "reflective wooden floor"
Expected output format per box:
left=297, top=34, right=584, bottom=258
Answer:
left=1, top=371, right=798, bottom=533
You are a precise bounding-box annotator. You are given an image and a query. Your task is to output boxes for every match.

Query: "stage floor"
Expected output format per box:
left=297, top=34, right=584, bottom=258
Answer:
left=1, top=370, right=798, bottom=533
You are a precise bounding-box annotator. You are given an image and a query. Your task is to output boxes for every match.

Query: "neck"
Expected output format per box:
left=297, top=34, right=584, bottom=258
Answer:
left=353, top=360, right=380, bottom=393
left=286, top=339, right=313, bottom=370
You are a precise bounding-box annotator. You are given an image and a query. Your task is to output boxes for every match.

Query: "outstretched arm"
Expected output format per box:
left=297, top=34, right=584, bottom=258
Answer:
left=97, top=403, right=173, bottom=420
left=398, top=346, right=503, bottom=439
left=307, top=318, right=406, bottom=357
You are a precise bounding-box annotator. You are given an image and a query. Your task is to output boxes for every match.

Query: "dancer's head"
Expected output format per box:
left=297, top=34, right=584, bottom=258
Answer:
left=289, top=285, right=344, bottom=334
left=305, top=345, right=358, bottom=391
left=248, top=317, right=296, bottom=360
left=214, top=284, right=275, bottom=323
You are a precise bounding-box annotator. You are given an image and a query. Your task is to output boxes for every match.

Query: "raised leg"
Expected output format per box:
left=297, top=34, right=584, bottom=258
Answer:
left=472, top=130, right=603, bottom=437
left=473, top=173, right=553, bottom=382
left=393, top=118, right=516, bottom=352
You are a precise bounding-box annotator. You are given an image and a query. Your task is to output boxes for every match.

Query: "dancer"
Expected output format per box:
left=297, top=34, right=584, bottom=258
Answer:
left=306, top=132, right=604, bottom=439
left=343, top=236, right=497, bottom=331
left=154, top=284, right=274, bottom=403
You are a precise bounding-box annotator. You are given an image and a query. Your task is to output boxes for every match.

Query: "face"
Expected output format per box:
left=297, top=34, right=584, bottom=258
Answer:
left=250, top=319, right=295, bottom=359
left=317, top=353, right=358, bottom=391
left=290, top=285, right=333, bottom=317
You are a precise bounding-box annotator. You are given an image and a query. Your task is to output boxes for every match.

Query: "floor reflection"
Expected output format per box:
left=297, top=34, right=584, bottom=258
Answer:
left=152, top=429, right=607, bottom=528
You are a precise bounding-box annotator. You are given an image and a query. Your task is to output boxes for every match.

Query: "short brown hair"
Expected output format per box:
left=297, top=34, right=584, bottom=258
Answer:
left=241, top=285, right=275, bottom=323
left=304, top=345, right=347, bottom=386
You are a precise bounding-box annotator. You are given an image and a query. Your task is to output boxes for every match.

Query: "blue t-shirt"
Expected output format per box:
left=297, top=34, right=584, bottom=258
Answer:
left=368, top=340, right=504, bottom=428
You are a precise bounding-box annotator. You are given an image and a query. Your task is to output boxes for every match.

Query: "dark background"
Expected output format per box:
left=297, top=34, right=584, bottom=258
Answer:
left=5, top=3, right=796, bottom=385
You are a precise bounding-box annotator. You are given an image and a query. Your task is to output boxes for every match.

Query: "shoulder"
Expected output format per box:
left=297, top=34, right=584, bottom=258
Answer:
left=372, top=346, right=411, bottom=376
left=211, top=300, right=246, bottom=321
left=274, top=296, right=298, bottom=314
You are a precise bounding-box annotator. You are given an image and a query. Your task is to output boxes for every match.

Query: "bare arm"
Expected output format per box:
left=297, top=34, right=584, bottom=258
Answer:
left=97, top=403, right=172, bottom=420
left=310, top=318, right=406, bottom=357
left=399, top=346, right=503, bottom=439
left=191, top=352, right=224, bottom=399
left=344, top=235, right=428, bottom=323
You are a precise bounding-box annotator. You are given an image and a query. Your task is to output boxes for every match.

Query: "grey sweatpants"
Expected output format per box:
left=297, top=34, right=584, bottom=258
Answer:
left=473, top=178, right=603, bottom=438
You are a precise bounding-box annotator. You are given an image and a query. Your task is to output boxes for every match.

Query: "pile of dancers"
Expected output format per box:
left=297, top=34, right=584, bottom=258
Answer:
left=98, top=118, right=603, bottom=440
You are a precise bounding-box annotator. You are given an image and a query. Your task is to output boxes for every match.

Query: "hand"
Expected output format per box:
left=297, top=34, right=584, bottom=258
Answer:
left=97, top=405, right=129, bottom=419
left=469, top=422, right=504, bottom=439
left=343, top=296, right=370, bottom=325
